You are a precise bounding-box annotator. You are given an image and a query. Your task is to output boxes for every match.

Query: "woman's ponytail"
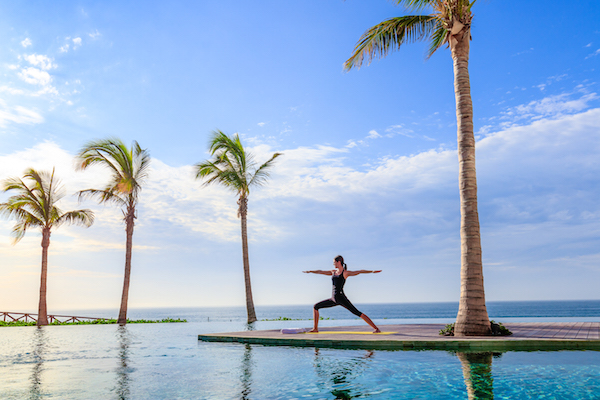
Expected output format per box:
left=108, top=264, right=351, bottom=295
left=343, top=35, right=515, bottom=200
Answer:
left=334, top=255, right=346, bottom=270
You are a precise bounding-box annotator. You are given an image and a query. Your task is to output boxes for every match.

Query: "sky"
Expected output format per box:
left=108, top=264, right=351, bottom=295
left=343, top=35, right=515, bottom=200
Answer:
left=1, top=0, right=599, bottom=314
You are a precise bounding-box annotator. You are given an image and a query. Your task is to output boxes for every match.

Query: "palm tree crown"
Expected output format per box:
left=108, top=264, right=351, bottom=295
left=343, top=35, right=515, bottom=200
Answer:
left=76, top=138, right=150, bottom=211
left=344, top=0, right=476, bottom=69
left=195, top=130, right=282, bottom=217
left=0, top=168, right=94, bottom=242
left=195, top=130, right=282, bottom=323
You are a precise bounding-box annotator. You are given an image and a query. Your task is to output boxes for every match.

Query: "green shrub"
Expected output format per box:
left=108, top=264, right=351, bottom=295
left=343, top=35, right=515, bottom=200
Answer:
left=439, top=321, right=512, bottom=336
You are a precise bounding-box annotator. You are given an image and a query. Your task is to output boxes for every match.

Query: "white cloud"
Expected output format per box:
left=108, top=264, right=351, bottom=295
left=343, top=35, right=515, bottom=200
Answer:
left=496, top=90, right=599, bottom=130
left=59, top=44, right=70, bottom=53
left=514, top=92, right=597, bottom=116
left=72, top=37, right=82, bottom=49
left=367, top=130, right=381, bottom=139
left=18, top=67, right=52, bottom=86
left=21, top=38, right=32, bottom=48
left=89, top=30, right=101, bottom=39
left=257, top=122, right=266, bottom=127
left=23, top=54, right=55, bottom=70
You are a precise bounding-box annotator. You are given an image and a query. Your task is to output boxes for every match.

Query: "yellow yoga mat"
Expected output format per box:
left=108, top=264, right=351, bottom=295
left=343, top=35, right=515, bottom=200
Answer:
left=305, top=331, right=396, bottom=335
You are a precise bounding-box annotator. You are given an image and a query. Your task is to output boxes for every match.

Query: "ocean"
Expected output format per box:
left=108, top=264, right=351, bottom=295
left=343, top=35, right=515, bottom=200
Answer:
left=1, top=300, right=599, bottom=399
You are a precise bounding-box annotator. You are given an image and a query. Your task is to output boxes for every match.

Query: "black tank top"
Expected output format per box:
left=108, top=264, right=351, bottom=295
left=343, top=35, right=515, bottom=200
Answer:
left=332, top=272, right=346, bottom=296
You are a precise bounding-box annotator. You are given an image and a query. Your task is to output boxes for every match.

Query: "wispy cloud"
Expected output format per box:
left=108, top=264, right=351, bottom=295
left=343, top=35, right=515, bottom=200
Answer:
left=586, top=48, right=600, bottom=59
left=89, top=30, right=101, bottom=39
left=0, top=100, right=44, bottom=127
left=20, top=38, right=32, bottom=48
left=495, top=87, right=599, bottom=131
left=385, top=124, right=415, bottom=138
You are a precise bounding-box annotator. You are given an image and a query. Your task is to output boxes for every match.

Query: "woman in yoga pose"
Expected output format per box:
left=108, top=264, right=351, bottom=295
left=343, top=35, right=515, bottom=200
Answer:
left=303, top=255, right=381, bottom=333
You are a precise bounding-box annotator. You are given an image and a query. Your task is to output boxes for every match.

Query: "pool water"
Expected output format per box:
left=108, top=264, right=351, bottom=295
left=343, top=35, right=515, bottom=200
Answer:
left=1, top=319, right=599, bottom=399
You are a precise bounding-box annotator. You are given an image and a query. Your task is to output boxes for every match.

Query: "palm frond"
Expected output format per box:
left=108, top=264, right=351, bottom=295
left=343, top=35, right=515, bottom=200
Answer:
left=344, top=15, right=440, bottom=70
left=394, top=0, right=437, bottom=12
left=248, top=153, right=283, bottom=188
left=56, top=209, right=95, bottom=228
left=427, top=23, right=448, bottom=58
left=76, top=140, right=123, bottom=178
left=78, top=189, right=127, bottom=207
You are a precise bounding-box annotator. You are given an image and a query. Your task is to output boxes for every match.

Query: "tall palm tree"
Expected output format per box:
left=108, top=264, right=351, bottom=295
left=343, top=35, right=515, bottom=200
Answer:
left=76, top=138, right=150, bottom=325
left=0, top=168, right=94, bottom=326
left=195, top=130, right=282, bottom=323
left=345, top=0, right=490, bottom=335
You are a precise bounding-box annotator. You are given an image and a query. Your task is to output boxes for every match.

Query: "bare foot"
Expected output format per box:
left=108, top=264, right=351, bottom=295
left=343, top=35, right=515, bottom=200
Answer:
left=308, top=328, right=319, bottom=333
left=373, top=328, right=381, bottom=333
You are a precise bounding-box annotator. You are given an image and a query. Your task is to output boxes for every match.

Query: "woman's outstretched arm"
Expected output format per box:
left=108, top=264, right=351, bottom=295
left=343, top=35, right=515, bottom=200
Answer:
left=303, top=270, right=333, bottom=275
left=345, top=270, right=382, bottom=277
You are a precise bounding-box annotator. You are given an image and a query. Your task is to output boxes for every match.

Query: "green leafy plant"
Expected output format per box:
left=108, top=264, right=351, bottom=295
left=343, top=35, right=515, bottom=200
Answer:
left=439, top=323, right=455, bottom=336
left=490, top=320, right=512, bottom=336
left=439, top=320, right=512, bottom=336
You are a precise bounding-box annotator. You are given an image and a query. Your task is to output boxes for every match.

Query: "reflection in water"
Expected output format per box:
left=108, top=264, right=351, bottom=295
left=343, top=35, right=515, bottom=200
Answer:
left=457, top=351, right=502, bottom=400
left=239, top=344, right=253, bottom=399
left=29, top=327, right=47, bottom=400
left=115, top=325, right=132, bottom=400
left=313, top=348, right=374, bottom=399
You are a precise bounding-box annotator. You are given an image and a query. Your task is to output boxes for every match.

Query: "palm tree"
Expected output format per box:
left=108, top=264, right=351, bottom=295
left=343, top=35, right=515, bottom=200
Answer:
left=195, top=130, right=282, bottom=323
left=345, top=0, right=490, bottom=335
left=0, top=168, right=94, bottom=326
left=76, top=138, right=150, bottom=325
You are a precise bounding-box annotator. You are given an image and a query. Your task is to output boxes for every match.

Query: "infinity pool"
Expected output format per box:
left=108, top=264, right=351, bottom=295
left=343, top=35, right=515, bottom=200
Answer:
left=1, top=320, right=598, bottom=399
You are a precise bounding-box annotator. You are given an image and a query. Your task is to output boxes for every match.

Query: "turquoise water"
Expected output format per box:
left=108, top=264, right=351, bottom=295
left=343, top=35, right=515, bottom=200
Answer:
left=1, top=302, right=599, bottom=399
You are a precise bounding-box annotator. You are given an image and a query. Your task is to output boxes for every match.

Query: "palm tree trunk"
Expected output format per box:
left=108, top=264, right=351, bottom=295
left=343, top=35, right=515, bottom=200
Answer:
left=451, top=27, right=491, bottom=336
left=118, top=206, right=135, bottom=325
left=37, top=228, right=50, bottom=326
left=240, top=197, right=257, bottom=323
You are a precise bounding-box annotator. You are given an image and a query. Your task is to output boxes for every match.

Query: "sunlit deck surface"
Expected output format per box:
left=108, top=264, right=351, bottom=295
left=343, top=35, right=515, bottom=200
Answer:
left=198, top=322, right=600, bottom=351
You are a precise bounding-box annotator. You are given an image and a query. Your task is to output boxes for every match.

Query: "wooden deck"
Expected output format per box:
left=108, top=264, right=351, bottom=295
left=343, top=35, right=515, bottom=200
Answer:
left=198, top=322, right=600, bottom=351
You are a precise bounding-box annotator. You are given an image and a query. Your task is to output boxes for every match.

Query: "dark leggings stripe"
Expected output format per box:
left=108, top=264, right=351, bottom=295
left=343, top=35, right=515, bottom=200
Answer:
left=314, top=294, right=362, bottom=317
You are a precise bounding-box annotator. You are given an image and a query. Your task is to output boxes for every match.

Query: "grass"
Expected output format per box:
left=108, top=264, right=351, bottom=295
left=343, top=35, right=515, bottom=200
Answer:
left=0, top=318, right=187, bottom=327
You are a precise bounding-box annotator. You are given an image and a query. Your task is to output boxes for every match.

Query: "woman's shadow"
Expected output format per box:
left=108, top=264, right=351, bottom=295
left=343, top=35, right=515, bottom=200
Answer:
left=313, top=348, right=374, bottom=399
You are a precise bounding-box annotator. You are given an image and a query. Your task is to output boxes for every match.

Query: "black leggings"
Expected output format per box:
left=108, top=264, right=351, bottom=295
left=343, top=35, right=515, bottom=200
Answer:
left=314, top=294, right=363, bottom=317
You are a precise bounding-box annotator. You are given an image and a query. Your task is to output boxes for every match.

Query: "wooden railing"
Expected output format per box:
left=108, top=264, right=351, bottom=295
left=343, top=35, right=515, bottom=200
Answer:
left=1, top=311, right=105, bottom=324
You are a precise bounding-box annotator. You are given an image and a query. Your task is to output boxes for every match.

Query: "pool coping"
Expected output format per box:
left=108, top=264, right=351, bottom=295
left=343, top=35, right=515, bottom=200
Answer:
left=198, top=322, right=600, bottom=351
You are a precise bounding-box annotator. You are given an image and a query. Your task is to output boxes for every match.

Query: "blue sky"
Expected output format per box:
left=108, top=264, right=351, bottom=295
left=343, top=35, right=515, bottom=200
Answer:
left=1, top=1, right=599, bottom=313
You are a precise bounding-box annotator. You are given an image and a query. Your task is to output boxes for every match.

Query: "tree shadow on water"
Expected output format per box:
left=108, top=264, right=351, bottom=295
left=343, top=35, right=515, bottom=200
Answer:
left=28, top=327, right=47, bottom=400
left=114, top=325, right=132, bottom=400
left=456, top=351, right=503, bottom=400
left=239, top=344, right=253, bottom=400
